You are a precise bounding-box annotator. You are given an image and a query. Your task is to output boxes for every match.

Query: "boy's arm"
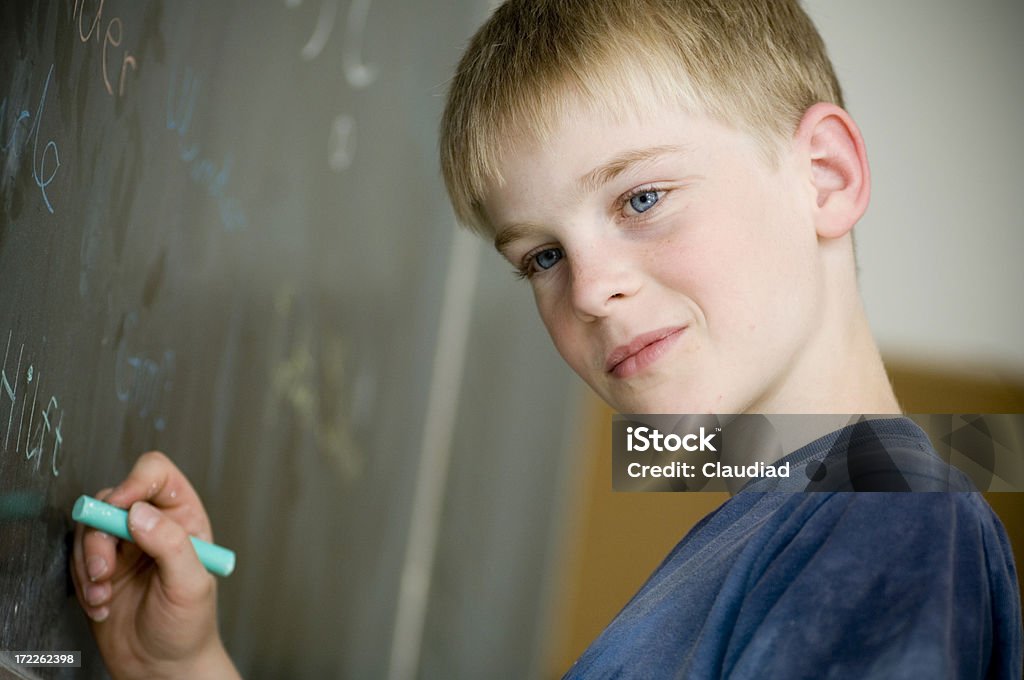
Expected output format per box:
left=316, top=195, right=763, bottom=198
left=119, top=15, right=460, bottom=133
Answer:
left=70, top=451, right=241, bottom=680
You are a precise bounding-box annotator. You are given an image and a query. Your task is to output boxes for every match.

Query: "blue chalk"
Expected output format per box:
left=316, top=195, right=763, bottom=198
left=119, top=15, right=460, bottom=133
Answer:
left=72, top=494, right=235, bottom=577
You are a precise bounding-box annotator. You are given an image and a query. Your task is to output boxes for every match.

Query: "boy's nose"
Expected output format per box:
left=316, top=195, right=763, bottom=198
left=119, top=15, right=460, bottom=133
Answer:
left=568, top=248, right=640, bottom=322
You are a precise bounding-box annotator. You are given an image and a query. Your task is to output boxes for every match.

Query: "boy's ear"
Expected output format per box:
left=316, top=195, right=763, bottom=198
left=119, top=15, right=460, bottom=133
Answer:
left=793, top=103, right=870, bottom=239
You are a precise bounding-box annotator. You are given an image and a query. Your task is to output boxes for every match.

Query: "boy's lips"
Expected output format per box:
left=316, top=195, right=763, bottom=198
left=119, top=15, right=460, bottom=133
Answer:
left=605, top=326, right=688, bottom=379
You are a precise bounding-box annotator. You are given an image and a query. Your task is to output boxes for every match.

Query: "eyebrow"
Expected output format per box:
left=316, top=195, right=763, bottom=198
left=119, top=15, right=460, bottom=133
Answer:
left=494, top=222, right=540, bottom=255
left=577, top=144, right=687, bottom=194
left=493, top=143, right=688, bottom=254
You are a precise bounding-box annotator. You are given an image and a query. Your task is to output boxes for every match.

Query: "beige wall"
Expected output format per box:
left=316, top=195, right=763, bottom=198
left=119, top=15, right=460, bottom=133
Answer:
left=803, top=0, right=1024, bottom=373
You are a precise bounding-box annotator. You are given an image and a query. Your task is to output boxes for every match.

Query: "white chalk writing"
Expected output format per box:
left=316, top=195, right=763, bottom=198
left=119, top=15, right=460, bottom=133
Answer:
left=1, top=331, right=66, bottom=477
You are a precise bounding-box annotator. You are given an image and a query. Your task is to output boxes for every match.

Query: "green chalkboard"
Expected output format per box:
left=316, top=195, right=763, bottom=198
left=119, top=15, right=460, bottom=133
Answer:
left=0, top=2, right=580, bottom=678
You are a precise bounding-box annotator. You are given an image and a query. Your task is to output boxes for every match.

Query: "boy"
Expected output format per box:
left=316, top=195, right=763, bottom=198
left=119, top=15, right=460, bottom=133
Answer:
left=73, top=0, right=1021, bottom=678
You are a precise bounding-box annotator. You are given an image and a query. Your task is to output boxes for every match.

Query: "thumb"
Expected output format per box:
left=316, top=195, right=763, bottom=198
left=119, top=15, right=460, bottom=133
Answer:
left=128, top=501, right=211, bottom=601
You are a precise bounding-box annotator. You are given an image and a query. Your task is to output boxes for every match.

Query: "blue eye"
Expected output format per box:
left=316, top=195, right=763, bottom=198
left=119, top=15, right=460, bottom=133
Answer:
left=629, top=190, right=660, bottom=214
left=533, top=247, right=563, bottom=271
left=515, top=245, right=566, bottom=280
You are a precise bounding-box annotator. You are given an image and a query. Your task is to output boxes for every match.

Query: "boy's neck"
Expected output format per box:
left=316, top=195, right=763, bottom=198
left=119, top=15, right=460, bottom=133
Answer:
left=750, top=237, right=902, bottom=416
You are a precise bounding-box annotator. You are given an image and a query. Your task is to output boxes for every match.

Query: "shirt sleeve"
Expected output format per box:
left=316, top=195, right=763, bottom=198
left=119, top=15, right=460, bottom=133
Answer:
left=715, top=493, right=1022, bottom=680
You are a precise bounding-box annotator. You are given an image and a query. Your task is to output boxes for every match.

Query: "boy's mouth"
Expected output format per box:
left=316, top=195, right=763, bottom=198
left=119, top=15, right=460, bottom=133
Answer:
left=605, top=326, right=688, bottom=379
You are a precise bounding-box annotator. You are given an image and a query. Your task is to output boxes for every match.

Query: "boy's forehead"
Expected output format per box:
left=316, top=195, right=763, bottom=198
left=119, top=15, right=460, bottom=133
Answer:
left=483, top=106, right=662, bottom=207
left=483, top=104, right=753, bottom=245
left=484, top=101, right=756, bottom=215
left=483, top=105, right=792, bottom=253
left=489, top=101, right=680, bottom=184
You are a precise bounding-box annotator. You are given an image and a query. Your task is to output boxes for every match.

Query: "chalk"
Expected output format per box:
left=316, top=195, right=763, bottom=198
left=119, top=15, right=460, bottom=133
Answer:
left=72, top=495, right=235, bottom=577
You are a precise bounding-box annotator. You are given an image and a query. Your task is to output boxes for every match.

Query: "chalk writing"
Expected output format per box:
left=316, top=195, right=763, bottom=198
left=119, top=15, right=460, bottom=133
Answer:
left=328, top=114, right=357, bottom=172
left=166, top=66, right=247, bottom=231
left=1, top=331, right=66, bottom=477
left=342, top=0, right=377, bottom=89
left=271, top=289, right=364, bottom=481
left=300, top=0, right=337, bottom=61
left=114, top=312, right=174, bottom=432
left=285, top=0, right=377, bottom=171
left=288, top=0, right=377, bottom=86
left=0, top=64, right=61, bottom=213
left=71, top=0, right=139, bottom=97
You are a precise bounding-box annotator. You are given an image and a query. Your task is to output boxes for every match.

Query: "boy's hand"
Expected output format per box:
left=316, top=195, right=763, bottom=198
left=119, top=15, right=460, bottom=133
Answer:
left=70, top=451, right=240, bottom=680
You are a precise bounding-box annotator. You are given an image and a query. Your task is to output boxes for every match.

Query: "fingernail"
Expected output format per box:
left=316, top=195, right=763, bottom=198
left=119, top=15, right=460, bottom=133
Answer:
left=84, top=583, right=107, bottom=606
left=89, top=606, right=109, bottom=622
left=129, top=502, right=159, bottom=532
left=86, top=555, right=107, bottom=581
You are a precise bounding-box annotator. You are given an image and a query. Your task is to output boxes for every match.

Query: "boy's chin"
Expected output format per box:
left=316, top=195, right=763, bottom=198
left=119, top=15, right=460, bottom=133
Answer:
left=600, top=372, right=791, bottom=414
left=604, top=389, right=735, bottom=416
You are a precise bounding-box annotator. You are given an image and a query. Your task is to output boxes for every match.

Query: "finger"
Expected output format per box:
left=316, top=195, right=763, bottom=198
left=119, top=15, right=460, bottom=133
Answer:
left=72, top=487, right=119, bottom=620
left=77, top=487, right=119, bottom=582
left=127, top=501, right=213, bottom=603
left=72, top=518, right=112, bottom=622
left=105, top=451, right=212, bottom=540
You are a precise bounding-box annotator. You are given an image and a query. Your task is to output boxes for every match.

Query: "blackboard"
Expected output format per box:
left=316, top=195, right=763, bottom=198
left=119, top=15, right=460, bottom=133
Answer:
left=0, top=2, right=581, bottom=678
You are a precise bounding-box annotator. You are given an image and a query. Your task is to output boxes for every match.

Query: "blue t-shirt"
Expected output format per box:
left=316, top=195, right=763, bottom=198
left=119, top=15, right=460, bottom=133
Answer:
left=564, top=418, right=1023, bottom=679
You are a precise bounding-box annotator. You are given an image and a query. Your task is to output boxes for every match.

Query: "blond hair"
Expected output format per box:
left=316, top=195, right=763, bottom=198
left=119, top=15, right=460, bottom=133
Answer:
left=440, top=0, right=843, bottom=235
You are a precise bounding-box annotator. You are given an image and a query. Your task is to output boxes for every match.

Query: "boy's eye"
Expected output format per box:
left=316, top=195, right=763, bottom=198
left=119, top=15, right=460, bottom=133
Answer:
left=517, top=246, right=564, bottom=279
left=628, top=190, right=661, bottom=214
left=532, top=247, right=563, bottom=271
